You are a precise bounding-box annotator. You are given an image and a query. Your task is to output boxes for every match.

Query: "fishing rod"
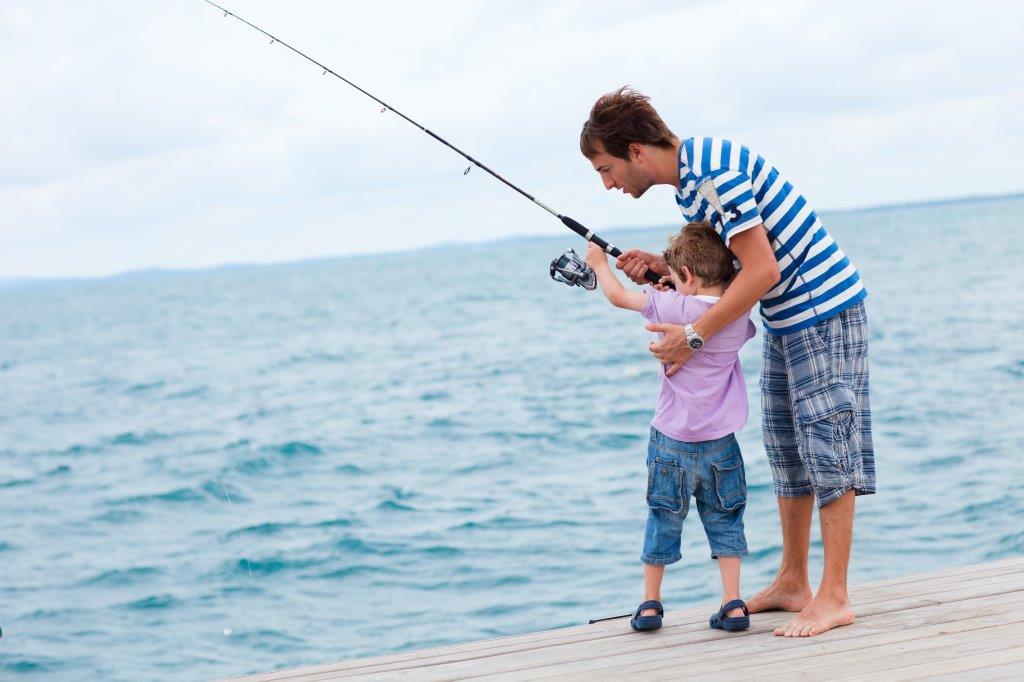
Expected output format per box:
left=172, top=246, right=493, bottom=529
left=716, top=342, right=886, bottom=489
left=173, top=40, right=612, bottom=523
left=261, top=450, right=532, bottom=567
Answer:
left=202, top=0, right=667, bottom=288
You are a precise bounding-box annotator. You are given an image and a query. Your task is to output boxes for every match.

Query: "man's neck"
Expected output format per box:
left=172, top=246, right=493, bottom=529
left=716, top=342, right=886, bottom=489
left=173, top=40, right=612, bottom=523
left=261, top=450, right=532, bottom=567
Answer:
left=650, top=138, right=683, bottom=187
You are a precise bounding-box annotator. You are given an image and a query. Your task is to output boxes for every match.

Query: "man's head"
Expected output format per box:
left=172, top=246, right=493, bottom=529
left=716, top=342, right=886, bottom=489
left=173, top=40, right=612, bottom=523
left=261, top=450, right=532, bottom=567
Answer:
left=580, top=86, right=678, bottom=198
left=663, top=222, right=736, bottom=294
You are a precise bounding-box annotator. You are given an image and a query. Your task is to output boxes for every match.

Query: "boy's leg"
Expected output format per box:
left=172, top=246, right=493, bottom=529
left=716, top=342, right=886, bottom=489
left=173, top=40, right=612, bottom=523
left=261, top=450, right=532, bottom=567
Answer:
left=641, top=563, right=666, bottom=617
left=717, top=557, right=745, bottom=617
left=639, top=428, right=691, bottom=616
left=694, top=434, right=749, bottom=620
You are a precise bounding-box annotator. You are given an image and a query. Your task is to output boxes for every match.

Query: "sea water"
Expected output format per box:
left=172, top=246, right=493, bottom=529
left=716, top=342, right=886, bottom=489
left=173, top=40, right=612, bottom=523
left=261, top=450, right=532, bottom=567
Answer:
left=1, top=195, right=1022, bottom=680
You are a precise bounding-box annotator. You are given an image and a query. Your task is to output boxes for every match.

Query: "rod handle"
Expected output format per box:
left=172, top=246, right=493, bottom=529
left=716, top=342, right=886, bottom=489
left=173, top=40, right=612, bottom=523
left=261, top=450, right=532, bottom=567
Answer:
left=559, top=215, right=672, bottom=288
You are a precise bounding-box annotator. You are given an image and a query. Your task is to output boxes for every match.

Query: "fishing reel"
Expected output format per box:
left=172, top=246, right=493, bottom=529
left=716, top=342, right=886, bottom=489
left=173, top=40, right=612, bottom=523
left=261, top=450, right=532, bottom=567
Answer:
left=549, top=248, right=597, bottom=290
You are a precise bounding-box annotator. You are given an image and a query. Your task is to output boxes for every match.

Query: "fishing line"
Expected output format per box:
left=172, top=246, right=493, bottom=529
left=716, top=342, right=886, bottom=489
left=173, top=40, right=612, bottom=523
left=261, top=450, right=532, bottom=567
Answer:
left=202, top=0, right=667, bottom=287
left=218, top=466, right=262, bottom=651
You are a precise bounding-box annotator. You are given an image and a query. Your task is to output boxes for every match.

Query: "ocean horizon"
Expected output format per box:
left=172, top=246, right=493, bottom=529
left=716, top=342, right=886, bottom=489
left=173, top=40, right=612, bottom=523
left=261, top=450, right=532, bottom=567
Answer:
left=3, top=191, right=1020, bottom=288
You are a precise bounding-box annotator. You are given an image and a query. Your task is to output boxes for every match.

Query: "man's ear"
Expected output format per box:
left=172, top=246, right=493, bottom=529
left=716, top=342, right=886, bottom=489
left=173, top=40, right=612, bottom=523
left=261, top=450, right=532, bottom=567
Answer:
left=629, top=142, right=644, bottom=163
left=679, top=265, right=691, bottom=283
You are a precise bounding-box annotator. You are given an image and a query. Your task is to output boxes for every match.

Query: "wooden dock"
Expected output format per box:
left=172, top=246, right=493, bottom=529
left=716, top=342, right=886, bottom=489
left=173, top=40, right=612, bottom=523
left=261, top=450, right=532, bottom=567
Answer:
left=228, top=556, right=1024, bottom=680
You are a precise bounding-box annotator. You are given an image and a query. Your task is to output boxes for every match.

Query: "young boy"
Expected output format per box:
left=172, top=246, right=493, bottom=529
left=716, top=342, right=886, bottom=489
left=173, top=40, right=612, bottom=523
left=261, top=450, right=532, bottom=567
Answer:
left=585, top=221, right=756, bottom=633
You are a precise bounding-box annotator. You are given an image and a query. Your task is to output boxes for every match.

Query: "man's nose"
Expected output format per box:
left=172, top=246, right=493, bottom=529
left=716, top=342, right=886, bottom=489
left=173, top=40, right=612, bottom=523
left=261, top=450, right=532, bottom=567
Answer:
left=603, top=177, right=615, bottom=190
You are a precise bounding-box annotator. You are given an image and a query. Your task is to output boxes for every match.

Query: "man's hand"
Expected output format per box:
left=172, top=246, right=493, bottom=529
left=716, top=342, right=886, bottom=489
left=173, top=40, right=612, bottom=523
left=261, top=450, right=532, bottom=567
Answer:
left=615, top=249, right=669, bottom=285
left=646, top=322, right=692, bottom=376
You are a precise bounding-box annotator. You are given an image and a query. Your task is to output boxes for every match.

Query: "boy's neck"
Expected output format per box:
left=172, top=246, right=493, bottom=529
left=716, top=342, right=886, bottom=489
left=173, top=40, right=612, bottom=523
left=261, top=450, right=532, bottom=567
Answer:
left=693, top=283, right=725, bottom=298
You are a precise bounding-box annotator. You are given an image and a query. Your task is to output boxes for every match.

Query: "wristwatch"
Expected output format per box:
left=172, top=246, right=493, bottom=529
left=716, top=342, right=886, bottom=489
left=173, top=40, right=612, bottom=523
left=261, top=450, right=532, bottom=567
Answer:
left=684, top=324, right=705, bottom=350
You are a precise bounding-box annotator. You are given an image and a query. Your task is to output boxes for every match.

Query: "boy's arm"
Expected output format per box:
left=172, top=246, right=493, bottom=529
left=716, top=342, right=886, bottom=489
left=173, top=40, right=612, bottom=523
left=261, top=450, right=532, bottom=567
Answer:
left=585, top=243, right=646, bottom=312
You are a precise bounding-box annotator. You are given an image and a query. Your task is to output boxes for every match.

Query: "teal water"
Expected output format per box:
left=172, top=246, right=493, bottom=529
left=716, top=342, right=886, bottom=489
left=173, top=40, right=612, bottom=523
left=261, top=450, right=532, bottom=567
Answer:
left=1, top=195, right=1022, bottom=680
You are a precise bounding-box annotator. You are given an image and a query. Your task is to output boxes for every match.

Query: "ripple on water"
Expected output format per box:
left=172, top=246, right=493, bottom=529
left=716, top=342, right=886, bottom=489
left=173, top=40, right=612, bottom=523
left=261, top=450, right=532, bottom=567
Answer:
left=420, top=390, right=450, bottom=401
left=80, top=566, right=162, bottom=587
left=233, top=555, right=327, bottom=576
left=107, top=487, right=207, bottom=506
left=2, top=658, right=64, bottom=674
left=226, top=522, right=292, bottom=538
left=119, top=594, right=182, bottom=611
left=108, top=431, right=171, bottom=446
left=127, top=380, right=165, bottom=393
left=308, top=517, right=356, bottom=529
left=90, top=508, right=146, bottom=524
left=272, top=441, right=322, bottom=457
left=376, top=500, right=415, bottom=512
left=315, top=565, right=380, bottom=580
left=450, top=516, right=581, bottom=532
left=335, top=537, right=405, bottom=555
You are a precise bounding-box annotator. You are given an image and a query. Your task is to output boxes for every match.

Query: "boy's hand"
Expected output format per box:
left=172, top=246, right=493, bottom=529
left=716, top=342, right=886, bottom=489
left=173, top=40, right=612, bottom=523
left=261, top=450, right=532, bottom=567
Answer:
left=585, top=242, right=608, bottom=269
left=652, top=275, right=673, bottom=292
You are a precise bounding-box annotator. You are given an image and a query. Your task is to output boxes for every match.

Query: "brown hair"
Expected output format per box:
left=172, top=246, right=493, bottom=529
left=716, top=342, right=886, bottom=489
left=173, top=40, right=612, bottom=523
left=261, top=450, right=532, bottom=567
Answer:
left=663, top=222, right=737, bottom=287
left=580, top=86, right=677, bottom=159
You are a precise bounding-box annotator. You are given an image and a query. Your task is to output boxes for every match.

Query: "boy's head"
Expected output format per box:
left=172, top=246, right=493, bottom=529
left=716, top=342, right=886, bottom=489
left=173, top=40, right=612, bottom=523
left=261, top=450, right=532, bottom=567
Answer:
left=663, top=222, right=736, bottom=294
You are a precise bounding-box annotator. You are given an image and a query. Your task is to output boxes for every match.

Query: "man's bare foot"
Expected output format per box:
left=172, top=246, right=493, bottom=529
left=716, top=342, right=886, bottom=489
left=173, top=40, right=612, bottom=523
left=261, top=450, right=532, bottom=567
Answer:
left=747, top=580, right=813, bottom=614
left=773, top=594, right=855, bottom=637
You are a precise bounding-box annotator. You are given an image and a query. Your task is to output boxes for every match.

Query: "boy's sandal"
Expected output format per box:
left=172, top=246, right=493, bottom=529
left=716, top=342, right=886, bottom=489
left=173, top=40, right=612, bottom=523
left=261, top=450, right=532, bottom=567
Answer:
left=709, top=599, right=750, bottom=631
left=630, top=600, right=664, bottom=631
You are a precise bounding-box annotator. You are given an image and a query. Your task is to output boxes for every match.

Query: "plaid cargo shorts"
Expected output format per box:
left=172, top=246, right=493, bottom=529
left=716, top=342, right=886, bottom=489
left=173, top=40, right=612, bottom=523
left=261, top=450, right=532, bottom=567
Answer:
left=761, top=301, right=876, bottom=507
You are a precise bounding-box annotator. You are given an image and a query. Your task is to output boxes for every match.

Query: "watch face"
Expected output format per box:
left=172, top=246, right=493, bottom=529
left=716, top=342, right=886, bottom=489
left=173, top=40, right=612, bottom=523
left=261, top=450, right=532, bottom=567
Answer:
left=689, top=338, right=703, bottom=350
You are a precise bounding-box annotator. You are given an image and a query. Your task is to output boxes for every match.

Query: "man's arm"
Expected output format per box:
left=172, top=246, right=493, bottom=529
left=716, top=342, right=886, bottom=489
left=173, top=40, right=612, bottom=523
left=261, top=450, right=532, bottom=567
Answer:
left=649, top=225, right=779, bottom=375
left=586, top=243, right=647, bottom=312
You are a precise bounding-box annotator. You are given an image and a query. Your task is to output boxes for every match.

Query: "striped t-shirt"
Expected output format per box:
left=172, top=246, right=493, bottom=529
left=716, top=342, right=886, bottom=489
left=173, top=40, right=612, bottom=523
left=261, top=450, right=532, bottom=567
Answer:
left=674, top=137, right=866, bottom=334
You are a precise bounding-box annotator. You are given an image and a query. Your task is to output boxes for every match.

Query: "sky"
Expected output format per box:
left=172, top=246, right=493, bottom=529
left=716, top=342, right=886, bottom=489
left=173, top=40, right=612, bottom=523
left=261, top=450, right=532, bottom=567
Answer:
left=2, top=0, right=1022, bottom=279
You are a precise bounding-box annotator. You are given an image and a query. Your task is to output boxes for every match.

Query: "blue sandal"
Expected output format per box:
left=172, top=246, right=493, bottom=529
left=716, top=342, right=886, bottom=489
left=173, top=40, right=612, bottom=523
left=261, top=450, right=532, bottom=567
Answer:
left=630, top=600, right=663, bottom=631
left=709, top=599, right=750, bottom=631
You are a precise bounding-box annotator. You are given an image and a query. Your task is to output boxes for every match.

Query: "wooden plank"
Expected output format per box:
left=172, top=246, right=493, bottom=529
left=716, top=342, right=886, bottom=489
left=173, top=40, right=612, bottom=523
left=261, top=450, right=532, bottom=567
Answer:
left=222, top=558, right=1024, bottom=681
left=483, top=592, right=1024, bottom=680
left=729, top=625, right=1024, bottom=679
left=291, top=582, right=1024, bottom=681
left=235, top=563, right=1024, bottom=681
left=910, top=653, right=1024, bottom=681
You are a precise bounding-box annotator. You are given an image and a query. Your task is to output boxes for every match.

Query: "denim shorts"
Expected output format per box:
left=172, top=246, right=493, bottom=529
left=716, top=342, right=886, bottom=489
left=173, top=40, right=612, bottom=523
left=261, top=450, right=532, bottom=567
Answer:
left=641, top=428, right=748, bottom=565
left=761, top=301, right=876, bottom=508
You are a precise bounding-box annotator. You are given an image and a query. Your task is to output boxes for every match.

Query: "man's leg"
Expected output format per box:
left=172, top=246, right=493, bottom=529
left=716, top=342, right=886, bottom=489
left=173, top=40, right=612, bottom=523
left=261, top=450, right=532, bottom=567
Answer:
left=747, top=494, right=814, bottom=613
left=751, top=332, right=814, bottom=613
left=775, top=490, right=856, bottom=636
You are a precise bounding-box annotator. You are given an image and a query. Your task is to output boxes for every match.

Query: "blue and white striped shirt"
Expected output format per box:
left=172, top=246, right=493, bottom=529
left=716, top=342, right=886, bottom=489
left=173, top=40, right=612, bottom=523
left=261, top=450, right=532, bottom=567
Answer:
left=675, top=137, right=866, bottom=335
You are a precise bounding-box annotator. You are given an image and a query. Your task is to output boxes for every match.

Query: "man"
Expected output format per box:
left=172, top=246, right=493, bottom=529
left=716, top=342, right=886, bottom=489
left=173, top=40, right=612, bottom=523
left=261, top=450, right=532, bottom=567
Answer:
left=580, top=87, right=874, bottom=637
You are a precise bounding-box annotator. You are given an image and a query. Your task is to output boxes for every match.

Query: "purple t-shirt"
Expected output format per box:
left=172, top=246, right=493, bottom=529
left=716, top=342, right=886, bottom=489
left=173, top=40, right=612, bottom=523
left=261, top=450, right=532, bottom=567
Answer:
left=641, top=289, right=756, bottom=443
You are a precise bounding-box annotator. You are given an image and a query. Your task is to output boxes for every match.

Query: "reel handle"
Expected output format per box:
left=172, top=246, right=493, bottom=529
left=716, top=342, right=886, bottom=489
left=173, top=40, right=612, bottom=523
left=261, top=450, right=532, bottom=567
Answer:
left=560, top=215, right=673, bottom=288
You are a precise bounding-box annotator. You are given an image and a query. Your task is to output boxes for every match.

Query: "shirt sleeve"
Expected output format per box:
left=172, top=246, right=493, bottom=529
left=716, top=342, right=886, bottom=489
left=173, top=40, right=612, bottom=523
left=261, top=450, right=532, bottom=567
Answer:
left=640, top=286, right=660, bottom=323
left=708, top=169, right=763, bottom=247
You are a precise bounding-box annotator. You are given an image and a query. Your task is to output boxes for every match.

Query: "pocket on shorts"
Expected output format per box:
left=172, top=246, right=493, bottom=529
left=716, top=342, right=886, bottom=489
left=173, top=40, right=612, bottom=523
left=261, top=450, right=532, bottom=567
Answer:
left=712, top=447, right=746, bottom=511
left=795, top=382, right=859, bottom=483
left=647, top=457, right=684, bottom=513
left=794, top=381, right=856, bottom=424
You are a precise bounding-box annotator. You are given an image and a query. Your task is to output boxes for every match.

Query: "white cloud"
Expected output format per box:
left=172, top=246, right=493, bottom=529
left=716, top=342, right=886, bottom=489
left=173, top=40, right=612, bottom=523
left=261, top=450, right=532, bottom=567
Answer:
left=1, top=0, right=1022, bottom=277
